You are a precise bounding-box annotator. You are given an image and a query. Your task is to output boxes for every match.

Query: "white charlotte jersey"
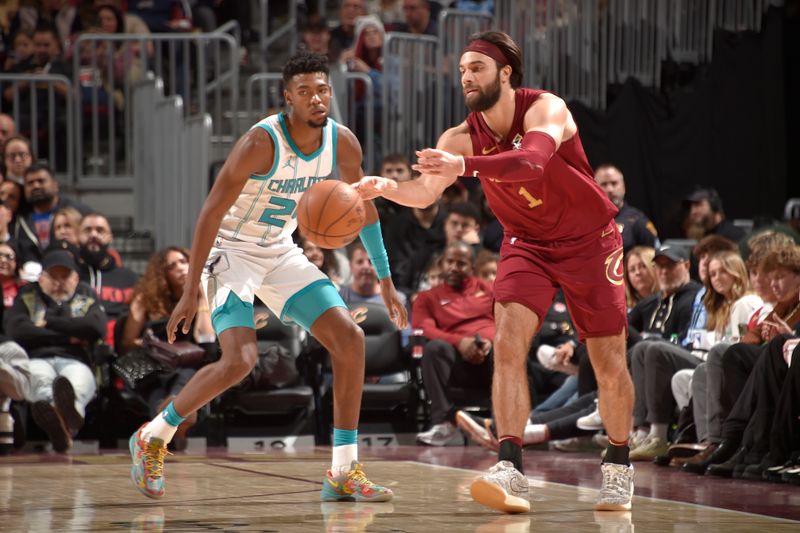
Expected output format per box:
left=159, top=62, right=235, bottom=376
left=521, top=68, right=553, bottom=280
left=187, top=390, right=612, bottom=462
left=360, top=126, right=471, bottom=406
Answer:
left=218, top=113, right=338, bottom=246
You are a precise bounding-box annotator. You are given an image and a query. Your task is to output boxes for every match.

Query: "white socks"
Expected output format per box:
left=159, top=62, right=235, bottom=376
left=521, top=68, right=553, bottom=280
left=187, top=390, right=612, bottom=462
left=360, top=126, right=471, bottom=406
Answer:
left=523, top=423, right=548, bottom=445
left=142, top=415, right=179, bottom=445
left=331, top=444, right=358, bottom=477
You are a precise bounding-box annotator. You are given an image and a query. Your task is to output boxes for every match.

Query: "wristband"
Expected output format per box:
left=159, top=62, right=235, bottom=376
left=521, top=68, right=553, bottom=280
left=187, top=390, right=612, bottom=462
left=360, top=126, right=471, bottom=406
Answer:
left=359, top=221, right=391, bottom=279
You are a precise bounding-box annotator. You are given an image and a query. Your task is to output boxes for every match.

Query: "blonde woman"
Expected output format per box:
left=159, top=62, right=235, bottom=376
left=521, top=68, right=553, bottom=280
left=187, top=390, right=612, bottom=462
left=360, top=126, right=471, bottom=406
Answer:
left=52, top=207, right=83, bottom=247
left=624, top=246, right=658, bottom=309
left=703, top=250, right=763, bottom=343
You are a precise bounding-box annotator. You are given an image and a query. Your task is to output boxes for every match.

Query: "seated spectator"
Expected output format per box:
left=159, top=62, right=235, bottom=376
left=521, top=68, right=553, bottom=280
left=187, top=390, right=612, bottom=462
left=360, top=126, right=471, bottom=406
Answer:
left=414, top=241, right=493, bottom=445
left=702, top=247, right=800, bottom=477
left=479, top=192, right=503, bottom=253
left=626, top=245, right=701, bottom=453
left=375, top=153, right=412, bottom=219
left=444, top=201, right=481, bottom=248
left=94, top=0, right=152, bottom=37
left=384, top=198, right=446, bottom=295
left=127, top=0, right=192, bottom=33
left=594, top=164, right=659, bottom=252
left=330, top=0, right=367, bottom=63
left=683, top=188, right=745, bottom=243
left=474, top=249, right=497, bottom=283
left=348, top=15, right=385, bottom=155
left=6, top=248, right=107, bottom=452
left=681, top=233, right=790, bottom=472
left=2, top=134, right=33, bottom=186
left=96, top=4, right=146, bottom=85
left=297, top=234, right=344, bottom=288
left=416, top=252, right=442, bottom=293
left=13, top=164, right=91, bottom=266
left=624, top=246, right=658, bottom=309
left=367, top=0, right=404, bottom=24
left=0, top=248, right=30, bottom=454
left=3, top=28, right=34, bottom=72
left=77, top=213, right=138, bottom=346
left=52, top=206, right=82, bottom=248
left=119, top=246, right=215, bottom=449
left=300, top=16, right=332, bottom=59
left=2, top=23, right=70, bottom=99
left=339, top=240, right=408, bottom=312
left=392, top=0, right=438, bottom=35
left=0, top=241, right=24, bottom=310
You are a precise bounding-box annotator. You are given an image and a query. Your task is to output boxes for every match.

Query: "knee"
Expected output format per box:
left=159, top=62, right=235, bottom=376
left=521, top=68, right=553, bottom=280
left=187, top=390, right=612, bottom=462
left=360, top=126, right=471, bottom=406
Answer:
left=219, top=347, right=258, bottom=384
left=328, top=321, right=364, bottom=359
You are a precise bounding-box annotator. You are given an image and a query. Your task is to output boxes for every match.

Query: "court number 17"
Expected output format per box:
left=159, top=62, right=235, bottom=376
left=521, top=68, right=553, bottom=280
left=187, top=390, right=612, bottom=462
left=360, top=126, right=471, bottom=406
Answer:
left=518, top=187, right=543, bottom=208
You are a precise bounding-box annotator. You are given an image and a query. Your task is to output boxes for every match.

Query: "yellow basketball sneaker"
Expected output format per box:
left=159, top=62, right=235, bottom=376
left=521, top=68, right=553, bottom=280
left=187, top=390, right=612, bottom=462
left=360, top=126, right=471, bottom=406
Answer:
left=320, top=461, right=393, bottom=502
left=129, top=423, right=170, bottom=499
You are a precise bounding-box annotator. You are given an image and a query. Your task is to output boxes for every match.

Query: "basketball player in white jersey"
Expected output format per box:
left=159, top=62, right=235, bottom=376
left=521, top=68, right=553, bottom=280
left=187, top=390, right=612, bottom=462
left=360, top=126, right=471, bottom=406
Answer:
left=129, top=52, right=407, bottom=501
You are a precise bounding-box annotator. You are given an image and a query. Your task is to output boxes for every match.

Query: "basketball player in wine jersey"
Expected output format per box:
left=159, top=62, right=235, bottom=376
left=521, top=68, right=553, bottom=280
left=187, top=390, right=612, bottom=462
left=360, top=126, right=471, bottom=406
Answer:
left=128, top=52, right=407, bottom=502
left=356, top=31, right=634, bottom=513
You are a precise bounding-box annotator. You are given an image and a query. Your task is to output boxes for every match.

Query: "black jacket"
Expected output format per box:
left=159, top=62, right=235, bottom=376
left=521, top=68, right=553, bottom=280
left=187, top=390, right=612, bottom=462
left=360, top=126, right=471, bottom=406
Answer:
left=6, top=281, right=107, bottom=363
left=628, top=280, right=702, bottom=345
left=616, top=203, right=658, bottom=252
left=13, top=197, right=92, bottom=265
left=78, top=254, right=138, bottom=320
left=383, top=207, right=446, bottom=295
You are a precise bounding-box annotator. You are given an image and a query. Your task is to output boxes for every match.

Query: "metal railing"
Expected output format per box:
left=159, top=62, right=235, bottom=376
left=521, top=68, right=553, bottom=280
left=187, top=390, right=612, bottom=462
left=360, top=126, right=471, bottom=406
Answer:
left=382, top=33, right=439, bottom=159
left=436, top=9, right=492, bottom=133
left=493, top=0, right=781, bottom=108
left=257, top=0, right=299, bottom=71
left=133, top=75, right=212, bottom=249
left=73, top=29, right=238, bottom=187
left=0, top=73, right=74, bottom=180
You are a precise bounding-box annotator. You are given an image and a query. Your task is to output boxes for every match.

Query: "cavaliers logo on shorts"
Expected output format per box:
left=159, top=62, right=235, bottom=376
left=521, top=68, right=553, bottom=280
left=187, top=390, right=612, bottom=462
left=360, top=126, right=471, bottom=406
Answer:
left=604, top=247, right=624, bottom=286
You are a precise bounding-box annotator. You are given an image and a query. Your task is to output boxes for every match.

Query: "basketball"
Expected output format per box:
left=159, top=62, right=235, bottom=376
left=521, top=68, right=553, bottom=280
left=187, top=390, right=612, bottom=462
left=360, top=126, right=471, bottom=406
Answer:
left=297, top=179, right=366, bottom=249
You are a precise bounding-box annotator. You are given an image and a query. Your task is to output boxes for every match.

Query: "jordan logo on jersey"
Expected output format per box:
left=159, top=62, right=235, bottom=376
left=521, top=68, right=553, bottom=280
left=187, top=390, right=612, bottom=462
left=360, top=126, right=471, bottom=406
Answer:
left=511, top=133, right=523, bottom=150
left=283, top=156, right=297, bottom=170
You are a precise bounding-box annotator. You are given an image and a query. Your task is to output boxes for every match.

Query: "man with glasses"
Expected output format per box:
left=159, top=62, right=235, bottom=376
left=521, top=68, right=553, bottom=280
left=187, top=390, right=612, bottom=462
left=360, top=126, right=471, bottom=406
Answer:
left=6, top=248, right=107, bottom=452
left=13, top=163, right=90, bottom=266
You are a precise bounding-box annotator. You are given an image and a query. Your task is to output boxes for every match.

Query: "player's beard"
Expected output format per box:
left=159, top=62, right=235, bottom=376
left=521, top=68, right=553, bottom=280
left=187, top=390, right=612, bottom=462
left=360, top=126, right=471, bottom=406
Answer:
left=465, top=73, right=502, bottom=112
left=307, top=116, right=328, bottom=128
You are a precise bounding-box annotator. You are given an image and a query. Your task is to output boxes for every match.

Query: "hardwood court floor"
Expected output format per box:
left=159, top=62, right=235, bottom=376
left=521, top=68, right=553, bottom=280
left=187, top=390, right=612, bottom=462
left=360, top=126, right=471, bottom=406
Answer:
left=1, top=446, right=799, bottom=532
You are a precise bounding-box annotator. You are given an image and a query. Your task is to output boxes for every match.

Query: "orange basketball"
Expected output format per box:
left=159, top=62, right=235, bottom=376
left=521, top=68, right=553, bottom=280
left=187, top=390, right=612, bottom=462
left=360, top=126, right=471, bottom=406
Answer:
left=297, top=179, right=366, bottom=249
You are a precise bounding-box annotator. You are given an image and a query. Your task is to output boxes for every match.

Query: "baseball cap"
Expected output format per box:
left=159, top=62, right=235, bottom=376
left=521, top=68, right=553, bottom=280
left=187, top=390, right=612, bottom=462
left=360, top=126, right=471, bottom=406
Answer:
left=654, top=244, right=689, bottom=263
left=41, top=249, right=78, bottom=272
left=686, top=189, right=713, bottom=203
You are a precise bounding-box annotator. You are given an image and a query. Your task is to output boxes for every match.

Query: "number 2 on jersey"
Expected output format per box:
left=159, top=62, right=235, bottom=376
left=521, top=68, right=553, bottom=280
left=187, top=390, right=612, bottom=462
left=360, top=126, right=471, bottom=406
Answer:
left=259, top=196, right=297, bottom=227
left=518, top=186, right=543, bottom=208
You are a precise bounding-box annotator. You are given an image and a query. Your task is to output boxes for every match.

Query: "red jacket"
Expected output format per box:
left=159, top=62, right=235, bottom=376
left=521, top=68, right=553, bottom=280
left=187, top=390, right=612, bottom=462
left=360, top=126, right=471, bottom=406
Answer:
left=412, top=276, right=495, bottom=347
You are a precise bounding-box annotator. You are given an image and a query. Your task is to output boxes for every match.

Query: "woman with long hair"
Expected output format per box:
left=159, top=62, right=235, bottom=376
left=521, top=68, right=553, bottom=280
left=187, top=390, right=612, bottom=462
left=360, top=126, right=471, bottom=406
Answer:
left=703, top=251, right=763, bottom=342
left=624, top=246, right=658, bottom=309
left=120, top=246, right=216, bottom=448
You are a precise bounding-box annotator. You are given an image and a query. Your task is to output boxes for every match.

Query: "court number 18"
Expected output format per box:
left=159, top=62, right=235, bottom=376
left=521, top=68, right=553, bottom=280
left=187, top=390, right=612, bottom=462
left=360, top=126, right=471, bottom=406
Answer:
left=518, top=187, right=543, bottom=208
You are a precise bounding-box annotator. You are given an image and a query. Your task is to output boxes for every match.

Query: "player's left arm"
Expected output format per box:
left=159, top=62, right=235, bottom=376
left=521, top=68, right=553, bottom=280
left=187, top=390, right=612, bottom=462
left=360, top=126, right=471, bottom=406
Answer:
left=336, top=125, right=409, bottom=329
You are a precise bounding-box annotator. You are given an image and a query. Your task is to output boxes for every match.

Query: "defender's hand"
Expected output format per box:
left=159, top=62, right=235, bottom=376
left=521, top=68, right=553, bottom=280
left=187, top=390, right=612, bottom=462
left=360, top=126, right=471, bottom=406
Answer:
left=413, top=148, right=465, bottom=177
left=352, top=176, right=398, bottom=200
left=379, top=277, right=408, bottom=329
left=167, top=290, right=199, bottom=343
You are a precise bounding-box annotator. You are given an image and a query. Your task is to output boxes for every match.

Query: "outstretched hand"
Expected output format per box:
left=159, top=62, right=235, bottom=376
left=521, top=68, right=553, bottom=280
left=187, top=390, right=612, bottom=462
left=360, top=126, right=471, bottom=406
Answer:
left=413, top=148, right=465, bottom=177
left=352, top=176, right=398, bottom=200
left=379, top=278, right=408, bottom=330
left=166, top=290, right=199, bottom=343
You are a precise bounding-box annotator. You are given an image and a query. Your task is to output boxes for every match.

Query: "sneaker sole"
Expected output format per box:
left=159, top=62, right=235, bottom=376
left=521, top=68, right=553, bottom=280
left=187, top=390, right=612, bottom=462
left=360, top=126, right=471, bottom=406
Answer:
left=593, top=501, right=632, bottom=511
left=470, top=478, right=530, bottom=514
left=53, top=377, right=83, bottom=436
left=31, top=402, right=71, bottom=453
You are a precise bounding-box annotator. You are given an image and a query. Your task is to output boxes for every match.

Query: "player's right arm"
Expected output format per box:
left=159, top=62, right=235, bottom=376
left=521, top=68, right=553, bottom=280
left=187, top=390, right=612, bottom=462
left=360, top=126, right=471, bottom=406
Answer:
left=354, top=123, right=472, bottom=208
left=166, top=127, right=276, bottom=342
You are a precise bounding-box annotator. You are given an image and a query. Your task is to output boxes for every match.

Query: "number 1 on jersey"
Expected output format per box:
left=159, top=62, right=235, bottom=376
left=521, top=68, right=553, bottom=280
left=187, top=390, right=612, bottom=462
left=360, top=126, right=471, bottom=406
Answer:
left=518, top=187, right=543, bottom=208
left=259, top=196, right=297, bottom=227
